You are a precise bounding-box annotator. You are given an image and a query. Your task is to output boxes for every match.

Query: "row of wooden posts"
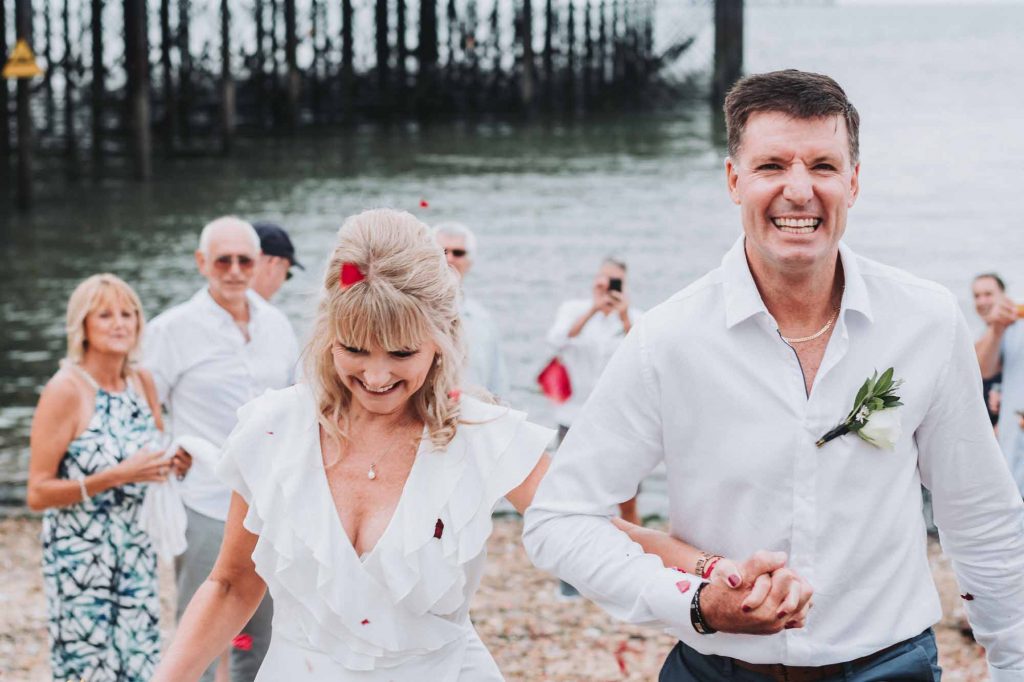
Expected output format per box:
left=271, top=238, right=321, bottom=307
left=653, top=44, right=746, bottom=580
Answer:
left=1, top=0, right=744, bottom=211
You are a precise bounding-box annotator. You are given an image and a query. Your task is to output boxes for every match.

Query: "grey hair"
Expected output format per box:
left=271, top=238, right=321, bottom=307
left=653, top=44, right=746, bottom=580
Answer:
left=432, top=221, right=478, bottom=257
left=198, top=216, right=261, bottom=256
left=602, top=256, right=628, bottom=272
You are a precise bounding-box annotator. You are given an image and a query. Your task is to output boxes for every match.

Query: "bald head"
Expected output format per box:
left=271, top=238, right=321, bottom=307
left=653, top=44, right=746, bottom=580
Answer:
left=198, top=216, right=261, bottom=257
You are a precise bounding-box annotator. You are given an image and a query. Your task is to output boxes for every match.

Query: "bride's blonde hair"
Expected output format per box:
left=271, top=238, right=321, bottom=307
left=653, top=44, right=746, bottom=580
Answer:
left=305, top=208, right=464, bottom=449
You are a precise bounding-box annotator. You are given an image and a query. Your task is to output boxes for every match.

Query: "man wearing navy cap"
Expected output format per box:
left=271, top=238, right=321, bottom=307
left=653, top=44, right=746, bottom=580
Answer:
left=252, top=222, right=304, bottom=301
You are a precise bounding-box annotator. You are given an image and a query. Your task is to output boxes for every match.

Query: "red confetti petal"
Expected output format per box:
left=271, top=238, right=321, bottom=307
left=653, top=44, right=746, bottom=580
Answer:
left=232, top=633, right=253, bottom=651
left=266, top=431, right=274, bottom=435
left=961, top=593, right=975, bottom=601
left=447, top=389, right=461, bottom=401
left=420, top=199, right=429, bottom=208
left=340, top=262, right=366, bottom=288
left=676, top=580, right=691, bottom=594
left=361, top=618, right=370, bottom=625
left=434, top=518, right=444, bottom=539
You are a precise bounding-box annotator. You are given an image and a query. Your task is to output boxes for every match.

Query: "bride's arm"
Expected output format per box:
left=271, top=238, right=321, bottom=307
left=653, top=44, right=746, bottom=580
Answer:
left=153, top=493, right=267, bottom=682
left=507, top=457, right=742, bottom=587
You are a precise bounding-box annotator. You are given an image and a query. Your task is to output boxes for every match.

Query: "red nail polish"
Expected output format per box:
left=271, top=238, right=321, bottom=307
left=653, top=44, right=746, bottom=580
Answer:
left=742, top=605, right=752, bottom=613
left=777, top=611, right=788, bottom=619
left=728, top=575, right=740, bottom=587
left=785, top=620, right=798, bottom=629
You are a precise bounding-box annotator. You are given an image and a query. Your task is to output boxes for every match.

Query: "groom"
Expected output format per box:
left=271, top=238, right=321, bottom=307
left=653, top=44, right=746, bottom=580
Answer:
left=524, top=70, right=1024, bottom=680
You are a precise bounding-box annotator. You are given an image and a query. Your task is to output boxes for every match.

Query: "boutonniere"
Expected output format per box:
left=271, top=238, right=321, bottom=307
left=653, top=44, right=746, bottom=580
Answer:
left=817, top=367, right=904, bottom=449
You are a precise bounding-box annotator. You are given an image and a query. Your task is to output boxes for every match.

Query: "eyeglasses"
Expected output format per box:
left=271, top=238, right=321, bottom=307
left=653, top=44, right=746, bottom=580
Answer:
left=212, top=254, right=255, bottom=273
left=444, top=248, right=468, bottom=258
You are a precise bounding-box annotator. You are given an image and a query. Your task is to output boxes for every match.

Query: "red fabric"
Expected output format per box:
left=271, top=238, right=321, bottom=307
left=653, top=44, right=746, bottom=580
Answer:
left=340, top=262, right=365, bottom=288
left=232, top=634, right=253, bottom=651
left=537, top=358, right=572, bottom=404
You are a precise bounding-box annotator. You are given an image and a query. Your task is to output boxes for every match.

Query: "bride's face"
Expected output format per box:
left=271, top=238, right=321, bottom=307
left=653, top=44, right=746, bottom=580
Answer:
left=332, top=338, right=439, bottom=417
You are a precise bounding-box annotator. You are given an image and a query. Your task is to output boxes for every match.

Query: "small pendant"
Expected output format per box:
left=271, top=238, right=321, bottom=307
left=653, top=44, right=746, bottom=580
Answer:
left=367, top=466, right=377, bottom=480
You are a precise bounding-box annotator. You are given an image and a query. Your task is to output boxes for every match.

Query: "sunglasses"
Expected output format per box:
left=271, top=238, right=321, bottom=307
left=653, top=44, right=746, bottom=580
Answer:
left=445, top=248, right=468, bottom=258
left=212, top=254, right=255, bottom=273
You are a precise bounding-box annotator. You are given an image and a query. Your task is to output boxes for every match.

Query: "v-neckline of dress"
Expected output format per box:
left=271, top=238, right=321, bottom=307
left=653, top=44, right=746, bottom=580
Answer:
left=314, top=421, right=429, bottom=566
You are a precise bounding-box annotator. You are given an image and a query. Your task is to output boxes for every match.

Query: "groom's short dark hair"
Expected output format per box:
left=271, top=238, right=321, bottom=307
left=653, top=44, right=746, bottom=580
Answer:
left=724, top=69, right=861, bottom=164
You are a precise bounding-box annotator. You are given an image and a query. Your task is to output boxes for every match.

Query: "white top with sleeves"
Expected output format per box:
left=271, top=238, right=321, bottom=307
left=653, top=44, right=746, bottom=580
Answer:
left=142, top=287, right=299, bottom=521
left=216, top=385, right=552, bottom=681
left=545, top=299, right=643, bottom=426
left=524, top=237, right=1024, bottom=679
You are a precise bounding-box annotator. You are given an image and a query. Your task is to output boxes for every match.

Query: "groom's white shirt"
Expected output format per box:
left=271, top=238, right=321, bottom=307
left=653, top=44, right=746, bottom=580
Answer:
left=524, top=238, right=1024, bottom=679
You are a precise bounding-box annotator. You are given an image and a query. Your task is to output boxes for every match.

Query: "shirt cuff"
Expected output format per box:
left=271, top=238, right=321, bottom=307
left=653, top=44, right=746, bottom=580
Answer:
left=639, top=567, right=705, bottom=631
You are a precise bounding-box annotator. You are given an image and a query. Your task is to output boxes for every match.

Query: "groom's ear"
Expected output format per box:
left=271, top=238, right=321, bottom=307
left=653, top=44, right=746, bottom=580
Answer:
left=725, top=157, right=742, bottom=206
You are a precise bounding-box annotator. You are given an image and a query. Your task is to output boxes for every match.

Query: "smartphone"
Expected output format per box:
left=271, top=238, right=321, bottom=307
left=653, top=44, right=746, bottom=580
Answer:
left=608, top=277, right=623, bottom=293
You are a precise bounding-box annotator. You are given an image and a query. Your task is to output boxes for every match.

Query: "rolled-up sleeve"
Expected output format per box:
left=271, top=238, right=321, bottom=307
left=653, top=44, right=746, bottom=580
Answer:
left=916, top=303, right=1024, bottom=678
left=523, top=321, right=702, bottom=629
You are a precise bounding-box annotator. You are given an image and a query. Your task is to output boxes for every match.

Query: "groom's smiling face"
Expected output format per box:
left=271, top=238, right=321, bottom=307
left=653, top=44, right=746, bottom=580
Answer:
left=726, top=111, right=860, bottom=276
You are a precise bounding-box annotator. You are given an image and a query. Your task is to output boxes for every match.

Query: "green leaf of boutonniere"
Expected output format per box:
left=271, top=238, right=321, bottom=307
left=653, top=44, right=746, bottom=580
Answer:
left=817, top=368, right=904, bottom=449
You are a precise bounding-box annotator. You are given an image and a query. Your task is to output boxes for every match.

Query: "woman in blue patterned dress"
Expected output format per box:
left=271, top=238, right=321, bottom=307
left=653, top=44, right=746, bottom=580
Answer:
left=27, top=274, right=190, bottom=681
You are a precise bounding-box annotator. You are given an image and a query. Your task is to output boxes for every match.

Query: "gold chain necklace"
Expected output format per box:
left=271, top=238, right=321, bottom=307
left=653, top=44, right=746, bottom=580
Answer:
left=781, top=308, right=838, bottom=344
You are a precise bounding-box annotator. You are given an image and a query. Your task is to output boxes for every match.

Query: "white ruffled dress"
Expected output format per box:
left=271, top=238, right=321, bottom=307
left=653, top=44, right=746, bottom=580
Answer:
left=215, top=385, right=553, bottom=681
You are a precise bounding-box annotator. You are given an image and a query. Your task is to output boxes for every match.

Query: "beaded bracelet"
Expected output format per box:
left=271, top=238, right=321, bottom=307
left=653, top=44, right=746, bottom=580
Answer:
left=690, top=582, right=717, bottom=635
left=76, top=474, right=92, bottom=509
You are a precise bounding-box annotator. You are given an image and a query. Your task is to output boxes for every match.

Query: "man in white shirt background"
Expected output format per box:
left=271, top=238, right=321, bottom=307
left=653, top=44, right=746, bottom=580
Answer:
left=524, top=70, right=1024, bottom=680
left=143, top=217, right=299, bottom=681
left=545, top=257, right=643, bottom=526
left=433, top=222, right=510, bottom=399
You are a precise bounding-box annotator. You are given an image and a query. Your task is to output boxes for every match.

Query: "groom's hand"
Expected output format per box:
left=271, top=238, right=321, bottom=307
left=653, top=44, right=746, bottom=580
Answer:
left=699, top=551, right=814, bottom=635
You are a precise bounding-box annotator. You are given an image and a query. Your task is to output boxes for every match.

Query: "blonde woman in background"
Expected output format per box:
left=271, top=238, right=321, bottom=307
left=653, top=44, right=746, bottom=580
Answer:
left=27, top=274, right=189, bottom=681
left=154, top=209, right=784, bottom=681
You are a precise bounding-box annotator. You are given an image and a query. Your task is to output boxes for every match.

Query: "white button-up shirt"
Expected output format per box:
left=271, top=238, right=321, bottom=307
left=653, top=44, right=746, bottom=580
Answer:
left=143, top=287, right=299, bottom=521
left=461, top=295, right=510, bottom=398
left=545, top=299, right=643, bottom=426
left=524, top=238, right=1024, bottom=678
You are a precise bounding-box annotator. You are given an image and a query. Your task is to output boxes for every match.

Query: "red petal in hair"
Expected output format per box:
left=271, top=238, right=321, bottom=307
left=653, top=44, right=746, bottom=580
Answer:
left=419, top=199, right=429, bottom=208
left=340, top=262, right=366, bottom=288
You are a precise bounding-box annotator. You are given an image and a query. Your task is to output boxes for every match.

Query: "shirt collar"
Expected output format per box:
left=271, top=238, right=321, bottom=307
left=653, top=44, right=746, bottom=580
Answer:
left=193, top=286, right=264, bottom=324
left=721, top=237, right=874, bottom=330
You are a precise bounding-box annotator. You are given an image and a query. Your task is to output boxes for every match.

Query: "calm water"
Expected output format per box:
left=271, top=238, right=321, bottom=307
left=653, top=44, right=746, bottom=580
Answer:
left=2, top=2, right=1022, bottom=511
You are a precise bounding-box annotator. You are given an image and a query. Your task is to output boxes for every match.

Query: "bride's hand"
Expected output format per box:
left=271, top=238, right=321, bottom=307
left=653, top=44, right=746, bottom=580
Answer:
left=708, top=556, right=744, bottom=589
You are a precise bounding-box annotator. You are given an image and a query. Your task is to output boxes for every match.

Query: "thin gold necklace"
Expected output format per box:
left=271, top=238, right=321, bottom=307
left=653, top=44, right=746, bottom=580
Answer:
left=781, top=308, right=838, bottom=344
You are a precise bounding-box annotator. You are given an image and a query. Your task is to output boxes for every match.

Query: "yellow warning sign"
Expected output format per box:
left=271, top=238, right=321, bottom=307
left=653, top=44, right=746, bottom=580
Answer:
left=2, top=39, right=44, bottom=79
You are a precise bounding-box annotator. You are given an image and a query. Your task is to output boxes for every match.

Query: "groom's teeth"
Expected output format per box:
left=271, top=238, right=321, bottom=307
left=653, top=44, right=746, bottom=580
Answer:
left=773, top=217, right=821, bottom=234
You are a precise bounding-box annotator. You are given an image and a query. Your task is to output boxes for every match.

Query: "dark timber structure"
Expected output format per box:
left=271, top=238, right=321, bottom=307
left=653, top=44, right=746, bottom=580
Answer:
left=0, top=0, right=735, bottom=209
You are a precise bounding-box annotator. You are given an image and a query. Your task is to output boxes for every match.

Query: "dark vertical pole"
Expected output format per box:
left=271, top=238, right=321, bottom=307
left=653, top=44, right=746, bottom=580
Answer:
left=520, top=0, right=535, bottom=110
left=42, top=0, right=53, bottom=132
left=177, top=0, right=191, bottom=139
left=284, top=0, right=298, bottom=129
left=159, top=0, right=175, bottom=150
left=566, top=0, right=575, bottom=108
left=269, top=0, right=279, bottom=126
left=417, top=0, right=438, bottom=111
left=396, top=0, right=407, bottom=93
left=583, top=0, right=593, bottom=106
left=219, top=0, right=233, bottom=151
left=712, top=0, right=743, bottom=107
left=445, top=0, right=456, bottom=69
left=254, top=0, right=266, bottom=127
left=310, top=0, right=320, bottom=121
left=374, top=0, right=388, bottom=96
left=124, top=0, right=151, bottom=179
left=91, top=0, right=104, bottom=162
left=14, top=0, right=32, bottom=209
left=0, top=0, right=10, bottom=167
left=543, top=0, right=553, bottom=99
left=340, top=0, right=353, bottom=110
left=62, top=0, right=78, bottom=176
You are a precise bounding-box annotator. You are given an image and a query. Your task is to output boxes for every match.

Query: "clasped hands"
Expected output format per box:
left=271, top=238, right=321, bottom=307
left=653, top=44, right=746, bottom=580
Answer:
left=701, top=551, right=814, bottom=635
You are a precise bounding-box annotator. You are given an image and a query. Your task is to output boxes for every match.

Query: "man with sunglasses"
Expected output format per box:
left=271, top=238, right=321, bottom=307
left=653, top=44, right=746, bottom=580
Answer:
left=434, top=222, right=510, bottom=398
left=143, top=216, right=299, bottom=682
left=251, top=221, right=305, bottom=302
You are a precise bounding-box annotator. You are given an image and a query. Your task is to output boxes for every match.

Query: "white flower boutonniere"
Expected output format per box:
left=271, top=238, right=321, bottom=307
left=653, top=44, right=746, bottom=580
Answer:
left=817, top=367, right=904, bottom=449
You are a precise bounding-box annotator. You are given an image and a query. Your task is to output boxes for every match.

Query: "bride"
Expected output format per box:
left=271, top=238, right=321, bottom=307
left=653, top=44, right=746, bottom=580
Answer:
left=153, top=209, right=768, bottom=681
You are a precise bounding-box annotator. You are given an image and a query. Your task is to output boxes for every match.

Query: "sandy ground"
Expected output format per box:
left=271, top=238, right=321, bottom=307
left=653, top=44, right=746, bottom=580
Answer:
left=0, top=516, right=989, bottom=681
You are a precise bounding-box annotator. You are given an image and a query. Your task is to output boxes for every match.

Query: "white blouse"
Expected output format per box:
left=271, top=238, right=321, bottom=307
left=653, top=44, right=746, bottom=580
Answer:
left=216, top=384, right=552, bottom=680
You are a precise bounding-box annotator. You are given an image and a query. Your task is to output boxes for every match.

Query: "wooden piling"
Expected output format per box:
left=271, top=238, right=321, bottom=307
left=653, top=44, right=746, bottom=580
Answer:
left=14, top=0, right=32, bottom=210
left=712, top=0, right=743, bottom=107
left=90, top=0, right=104, bottom=161
left=123, top=0, right=150, bottom=179
left=396, top=0, right=408, bottom=94
left=340, top=0, right=354, bottom=108
left=520, top=0, right=535, bottom=110
left=62, top=0, right=78, bottom=176
left=219, top=0, right=234, bottom=152
left=543, top=0, right=553, bottom=99
left=375, top=0, right=389, bottom=96
left=254, top=0, right=266, bottom=127
left=177, top=0, right=191, bottom=139
left=1, top=0, right=9, bottom=168
left=283, top=0, right=298, bottom=128
left=42, top=0, right=53, bottom=132
left=159, top=0, right=176, bottom=149
left=417, top=0, right=438, bottom=111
